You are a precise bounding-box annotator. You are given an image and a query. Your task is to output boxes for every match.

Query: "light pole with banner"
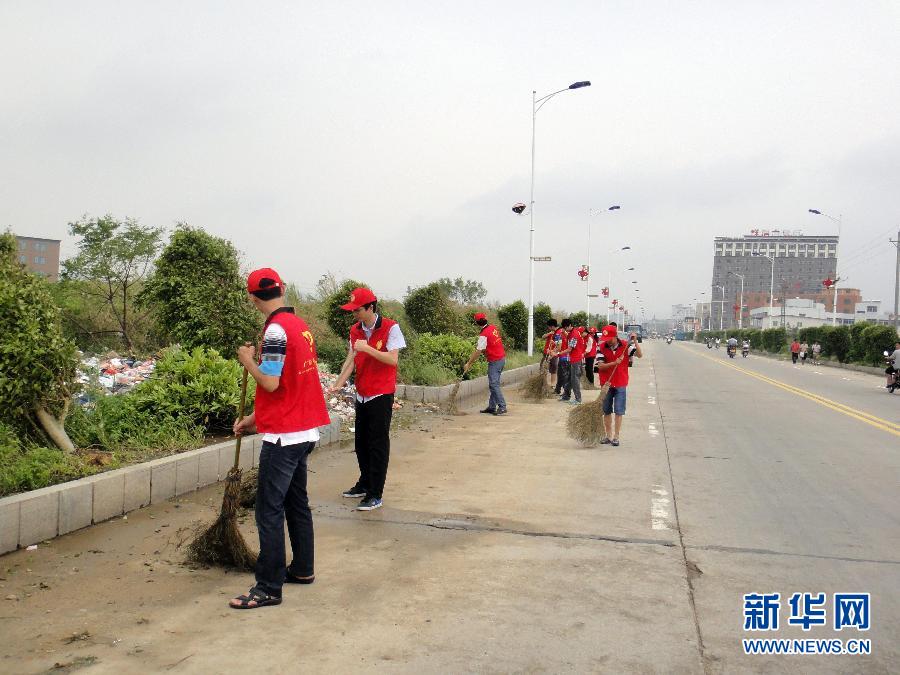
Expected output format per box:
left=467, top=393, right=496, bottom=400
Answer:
left=526, top=80, right=591, bottom=356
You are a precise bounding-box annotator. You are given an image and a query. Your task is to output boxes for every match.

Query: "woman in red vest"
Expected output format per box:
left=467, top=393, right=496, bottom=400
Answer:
left=584, top=327, right=599, bottom=386
left=463, top=312, right=507, bottom=415
left=230, top=268, right=329, bottom=610
left=331, top=287, right=406, bottom=511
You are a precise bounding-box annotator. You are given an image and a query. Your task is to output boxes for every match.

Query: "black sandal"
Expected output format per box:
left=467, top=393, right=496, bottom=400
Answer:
left=230, top=586, right=282, bottom=610
left=285, top=572, right=315, bottom=585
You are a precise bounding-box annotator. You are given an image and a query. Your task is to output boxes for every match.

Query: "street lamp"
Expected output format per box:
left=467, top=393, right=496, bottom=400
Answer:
left=808, top=209, right=842, bottom=326
left=714, top=284, right=726, bottom=331
left=729, top=272, right=745, bottom=329
left=752, top=252, right=776, bottom=328
left=586, top=205, right=621, bottom=319
left=606, top=248, right=632, bottom=323
left=526, top=79, right=592, bottom=356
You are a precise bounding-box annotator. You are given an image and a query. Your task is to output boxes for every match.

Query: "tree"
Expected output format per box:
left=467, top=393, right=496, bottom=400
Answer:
left=497, top=300, right=528, bottom=351
left=434, top=277, right=488, bottom=305
left=569, top=311, right=589, bottom=328
left=404, top=282, right=466, bottom=336
left=62, top=215, right=163, bottom=352
left=139, top=225, right=260, bottom=354
left=0, top=232, right=79, bottom=451
left=533, top=302, right=554, bottom=336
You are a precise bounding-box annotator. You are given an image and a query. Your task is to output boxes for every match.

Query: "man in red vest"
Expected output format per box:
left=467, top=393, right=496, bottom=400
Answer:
left=560, top=325, right=586, bottom=404
left=595, top=325, right=643, bottom=447
left=331, top=287, right=406, bottom=511
left=230, top=268, right=330, bottom=610
left=463, top=312, right=507, bottom=415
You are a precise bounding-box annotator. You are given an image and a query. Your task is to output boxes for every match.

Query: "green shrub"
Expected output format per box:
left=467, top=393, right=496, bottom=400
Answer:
left=413, top=332, right=487, bottom=380
left=404, top=283, right=467, bottom=336
left=497, top=300, right=528, bottom=351
left=847, top=322, right=872, bottom=363
left=568, top=311, right=589, bottom=329
left=66, top=395, right=202, bottom=454
left=820, top=325, right=851, bottom=362
left=533, top=302, right=554, bottom=337
left=761, top=328, right=787, bottom=353
left=139, top=225, right=260, bottom=355
left=316, top=331, right=349, bottom=374
left=398, top=353, right=458, bottom=386
left=0, top=423, right=87, bottom=496
left=859, top=324, right=899, bottom=365
left=129, top=346, right=253, bottom=430
left=322, top=279, right=368, bottom=338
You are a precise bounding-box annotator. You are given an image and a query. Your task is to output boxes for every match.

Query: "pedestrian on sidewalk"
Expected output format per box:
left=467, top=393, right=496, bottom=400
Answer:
left=230, top=268, right=329, bottom=610
left=790, top=338, right=800, bottom=364
left=541, top=318, right=561, bottom=388
left=584, top=327, right=598, bottom=386
left=553, top=319, right=573, bottom=396
left=331, top=287, right=406, bottom=511
left=464, top=312, right=507, bottom=415
left=812, top=341, right=821, bottom=365
left=800, top=341, right=809, bottom=365
left=596, top=326, right=643, bottom=447
left=560, top=325, right=586, bottom=404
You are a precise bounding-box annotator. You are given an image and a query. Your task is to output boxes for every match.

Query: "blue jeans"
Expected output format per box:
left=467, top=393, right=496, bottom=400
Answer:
left=487, top=358, right=507, bottom=410
left=602, top=386, right=627, bottom=416
left=255, top=439, right=315, bottom=596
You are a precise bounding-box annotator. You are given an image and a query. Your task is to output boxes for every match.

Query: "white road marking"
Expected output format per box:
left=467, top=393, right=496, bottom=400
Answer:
left=651, top=485, right=671, bottom=530
left=647, top=395, right=657, bottom=405
left=648, top=422, right=659, bottom=437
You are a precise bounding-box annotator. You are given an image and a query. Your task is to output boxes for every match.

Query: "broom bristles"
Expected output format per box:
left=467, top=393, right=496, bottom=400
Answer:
left=521, top=371, right=551, bottom=402
left=566, top=383, right=611, bottom=446
left=238, top=467, right=258, bottom=509
left=186, top=468, right=257, bottom=571
left=446, top=379, right=466, bottom=415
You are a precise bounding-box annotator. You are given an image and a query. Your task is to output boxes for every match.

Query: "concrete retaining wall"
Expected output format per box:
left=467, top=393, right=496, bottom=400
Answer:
left=0, top=417, right=341, bottom=555
left=0, top=362, right=539, bottom=555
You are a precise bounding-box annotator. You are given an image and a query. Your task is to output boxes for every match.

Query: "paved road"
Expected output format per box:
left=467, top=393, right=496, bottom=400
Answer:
left=3, top=341, right=897, bottom=673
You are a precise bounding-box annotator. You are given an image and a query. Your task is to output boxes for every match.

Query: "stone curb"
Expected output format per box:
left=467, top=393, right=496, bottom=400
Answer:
left=0, top=417, right=343, bottom=555
left=0, top=365, right=541, bottom=555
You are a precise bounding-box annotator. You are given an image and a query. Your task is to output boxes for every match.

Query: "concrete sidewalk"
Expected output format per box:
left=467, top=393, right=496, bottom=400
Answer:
left=0, top=353, right=704, bottom=673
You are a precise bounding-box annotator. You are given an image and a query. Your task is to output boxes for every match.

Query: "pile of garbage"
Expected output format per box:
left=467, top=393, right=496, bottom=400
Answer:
left=319, top=368, right=356, bottom=421
left=78, top=353, right=157, bottom=394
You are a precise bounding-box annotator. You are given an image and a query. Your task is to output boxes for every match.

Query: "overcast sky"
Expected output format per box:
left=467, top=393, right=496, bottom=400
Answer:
left=3, top=1, right=899, bottom=320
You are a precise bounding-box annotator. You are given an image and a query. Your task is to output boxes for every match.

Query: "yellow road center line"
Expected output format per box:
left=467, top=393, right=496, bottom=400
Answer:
left=682, top=346, right=900, bottom=438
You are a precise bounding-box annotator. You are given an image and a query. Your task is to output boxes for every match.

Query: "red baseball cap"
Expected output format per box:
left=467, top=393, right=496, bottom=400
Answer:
left=473, top=312, right=487, bottom=321
left=601, top=324, right=617, bottom=339
left=247, top=268, right=283, bottom=294
left=588, top=327, right=598, bottom=334
left=340, top=287, right=377, bottom=311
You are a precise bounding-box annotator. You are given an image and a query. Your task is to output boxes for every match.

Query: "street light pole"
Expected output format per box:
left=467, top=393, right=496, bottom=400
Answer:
left=892, top=229, right=900, bottom=334
left=730, top=272, right=745, bottom=329
left=587, top=205, right=620, bottom=320
left=714, top=284, right=725, bottom=331
left=809, top=209, right=842, bottom=326
left=526, top=80, right=591, bottom=357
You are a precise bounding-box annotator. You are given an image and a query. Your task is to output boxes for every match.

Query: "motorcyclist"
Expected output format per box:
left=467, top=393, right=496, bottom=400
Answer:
left=715, top=337, right=721, bottom=349
left=886, top=341, right=900, bottom=391
left=741, top=338, right=750, bottom=355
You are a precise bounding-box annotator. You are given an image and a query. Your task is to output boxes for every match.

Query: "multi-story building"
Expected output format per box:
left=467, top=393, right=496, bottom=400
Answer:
left=15, top=236, right=61, bottom=281
left=711, top=229, right=838, bottom=329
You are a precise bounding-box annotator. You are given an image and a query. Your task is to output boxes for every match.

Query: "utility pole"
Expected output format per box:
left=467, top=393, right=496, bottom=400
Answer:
left=892, top=229, right=899, bottom=335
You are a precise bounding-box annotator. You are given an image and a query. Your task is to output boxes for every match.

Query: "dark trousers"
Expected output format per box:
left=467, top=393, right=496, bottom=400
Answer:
left=255, top=439, right=315, bottom=596
left=584, top=356, right=595, bottom=385
left=354, top=394, right=394, bottom=499
left=554, top=359, right=570, bottom=394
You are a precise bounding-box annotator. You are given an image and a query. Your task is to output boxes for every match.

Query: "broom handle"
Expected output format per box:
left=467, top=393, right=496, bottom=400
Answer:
left=232, top=367, right=249, bottom=470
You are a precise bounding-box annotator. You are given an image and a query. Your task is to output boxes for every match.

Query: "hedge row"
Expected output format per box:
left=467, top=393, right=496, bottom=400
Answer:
left=694, top=323, right=898, bottom=365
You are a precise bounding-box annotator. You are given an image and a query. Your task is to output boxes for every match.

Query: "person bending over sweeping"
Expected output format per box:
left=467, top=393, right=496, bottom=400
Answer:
left=230, top=268, right=330, bottom=610
left=464, top=312, right=507, bottom=415
left=595, top=325, right=642, bottom=447
left=330, top=287, right=406, bottom=511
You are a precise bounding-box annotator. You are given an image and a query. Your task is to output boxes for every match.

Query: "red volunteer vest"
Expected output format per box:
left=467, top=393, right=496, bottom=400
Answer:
left=480, top=324, right=506, bottom=362
left=569, top=328, right=587, bottom=361
left=350, top=316, right=399, bottom=397
left=255, top=309, right=330, bottom=434
left=597, top=339, right=630, bottom=388
left=586, top=334, right=598, bottom=358
left=543, top=332, right=554, bottom=355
